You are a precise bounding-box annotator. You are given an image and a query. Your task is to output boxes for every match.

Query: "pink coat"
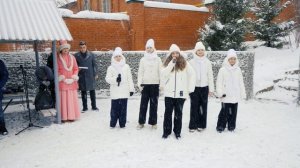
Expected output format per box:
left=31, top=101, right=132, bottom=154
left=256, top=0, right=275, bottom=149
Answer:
left=57, top=53, right=79, bottom=90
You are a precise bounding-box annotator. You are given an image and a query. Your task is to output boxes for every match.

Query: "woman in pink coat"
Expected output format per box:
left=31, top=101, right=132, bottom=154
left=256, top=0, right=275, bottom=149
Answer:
left=57, top=41, right=80, bottom=122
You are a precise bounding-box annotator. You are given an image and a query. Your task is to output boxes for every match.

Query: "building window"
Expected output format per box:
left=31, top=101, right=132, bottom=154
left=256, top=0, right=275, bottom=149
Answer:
left=102, top=0, right=111, bottom=13
left=83, top=0, right=90, bottom=10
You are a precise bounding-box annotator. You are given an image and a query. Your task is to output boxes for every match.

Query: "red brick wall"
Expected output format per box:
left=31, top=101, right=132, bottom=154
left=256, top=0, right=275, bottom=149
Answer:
left=172, top=0, right=202, bottom=5
left=144, top=7, right=210, bottom=50
left=275, top=0, right=297, bottom=22
left=64, top=18, right=131, bottom=51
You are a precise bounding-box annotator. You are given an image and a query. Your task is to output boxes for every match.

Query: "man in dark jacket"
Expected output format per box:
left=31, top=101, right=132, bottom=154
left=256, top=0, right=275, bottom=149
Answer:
left=0, top=59, right=9, bottom=135
left=75, top=41, right=99, bottom=112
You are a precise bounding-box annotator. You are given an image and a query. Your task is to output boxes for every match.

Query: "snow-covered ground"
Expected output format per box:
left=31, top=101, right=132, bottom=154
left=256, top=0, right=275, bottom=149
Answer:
left=0, top=45, right=300, bottom=168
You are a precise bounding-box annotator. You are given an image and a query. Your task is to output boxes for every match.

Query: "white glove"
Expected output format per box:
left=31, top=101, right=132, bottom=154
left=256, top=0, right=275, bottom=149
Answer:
left=139, top=86, right=143, bottom=92
left=58, top=75, right=65, bottom=82
left=64, top=78, right=74, bottom=84
left=72, top=75, right=79, bottom=81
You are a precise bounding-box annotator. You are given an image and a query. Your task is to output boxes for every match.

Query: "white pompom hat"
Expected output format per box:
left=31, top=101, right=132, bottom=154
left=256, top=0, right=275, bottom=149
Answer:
left=59, top=40, right=70, bottom=51
left=194, top=41, right=206, bottom=51
left=145, top=39, right=155, bottom=49
left=112, top=47, right=123, bottom=58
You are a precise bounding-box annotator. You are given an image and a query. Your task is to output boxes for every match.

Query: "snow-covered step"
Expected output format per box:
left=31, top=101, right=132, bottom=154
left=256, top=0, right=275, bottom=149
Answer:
left=255, top=85, right=298, bottom=104
left=275, top=77, right=299, bottom=90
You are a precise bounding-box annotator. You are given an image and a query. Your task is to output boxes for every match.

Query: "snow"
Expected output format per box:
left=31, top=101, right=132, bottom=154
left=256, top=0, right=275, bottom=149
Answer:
left=58, top=9, right=130, bottom=20
left=55, top=0, right=76, bottom=7
left=249, top=44, right=299, bottom=93
left=204, top=0, right=215, bottom=4
left=144, top=1, right=209, bottom=12
left=1, top=43, right=300, bottom=168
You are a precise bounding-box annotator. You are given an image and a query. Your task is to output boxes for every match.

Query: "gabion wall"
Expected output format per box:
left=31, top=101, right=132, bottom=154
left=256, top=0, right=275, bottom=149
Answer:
left=0, top=51, right=254, bottom=99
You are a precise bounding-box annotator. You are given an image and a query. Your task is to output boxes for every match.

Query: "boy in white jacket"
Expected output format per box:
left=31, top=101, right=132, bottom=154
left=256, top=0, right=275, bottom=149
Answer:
left=105, top=47, right=135, bottom=128
left=188, top=42, right=214, bottom=132
left=161, top=44, right=196, bottom=139
left=137, top=39, right=163, bottom=129
left=216, top=49, right=246, bottom=132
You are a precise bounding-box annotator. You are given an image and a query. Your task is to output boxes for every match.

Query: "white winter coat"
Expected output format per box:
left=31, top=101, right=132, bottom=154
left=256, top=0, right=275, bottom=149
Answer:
left=161, top=61, right=196, bottom=99
left=137, top=52, right=162, bottom=88
left=105, top=55, right=135, bottom=100
left=189, top=55, right=215, bottom=92
left=216, top=57, right=246, bottom=103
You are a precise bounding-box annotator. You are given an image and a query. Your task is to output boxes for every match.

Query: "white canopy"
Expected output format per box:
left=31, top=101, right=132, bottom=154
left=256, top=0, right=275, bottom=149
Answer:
left=0, top=0, right=72, bottom=41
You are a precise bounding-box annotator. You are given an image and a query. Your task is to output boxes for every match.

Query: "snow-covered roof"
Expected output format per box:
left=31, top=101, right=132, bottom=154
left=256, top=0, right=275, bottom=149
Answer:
left=204, top=0, right=215, bottom=5
left=59, top=9, right=130, bottom=20
left=0, top=0, right=72, bottom=41
left=56, top=0, right=77, bottom=7
left=144, top=1, right=209, bottom=12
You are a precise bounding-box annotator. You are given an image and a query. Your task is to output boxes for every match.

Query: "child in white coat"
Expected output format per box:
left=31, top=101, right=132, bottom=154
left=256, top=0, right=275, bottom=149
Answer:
left=161, top=44, right=196, bottom=139
left=188, top=42, right=214, bottom=132
left=137, top=39, right=163, bottom=129
left=216, top=49, right=246, bottom=132
left=105, top=47, right=135, bottom=128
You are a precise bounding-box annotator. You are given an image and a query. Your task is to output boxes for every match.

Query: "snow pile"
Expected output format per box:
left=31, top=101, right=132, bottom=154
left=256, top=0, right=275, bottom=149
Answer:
left=58, top=9, right=130, bottom=20
left=144, top=1, right=209, bottom=12
left=250, top=45, right=299, bottom=94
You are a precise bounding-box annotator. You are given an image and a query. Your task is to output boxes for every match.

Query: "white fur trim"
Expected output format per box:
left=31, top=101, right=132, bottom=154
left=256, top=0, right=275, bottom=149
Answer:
left=72, top=75, right=79, bottom=81
left=58, top=75, right=65, bottom=82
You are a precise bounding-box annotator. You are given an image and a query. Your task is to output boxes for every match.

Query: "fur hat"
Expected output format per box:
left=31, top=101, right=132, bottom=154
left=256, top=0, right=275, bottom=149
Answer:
left=59, top=40, right=70, bottom=51
left=169, top=44, right=180, bottom=53
left=112, top=47, right=123, bottom=58
left=145, top=39, right=155, bottom=49
left=226, top=49, right=237, bottom=58
left=194, top=41, right=206, bottom=51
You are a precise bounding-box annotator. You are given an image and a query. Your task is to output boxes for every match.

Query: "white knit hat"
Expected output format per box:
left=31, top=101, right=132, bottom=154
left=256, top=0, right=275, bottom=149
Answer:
left=59, top=40, right=70, bottom=51
left=145, top=39, right=155, bottom=49
left=194, top=41, right=206, bottom=51
left=112, top=47, right=123, bottom=58
left=226, top=49, right=237, bottom=58
left=169, top=44, right=180, bottom=53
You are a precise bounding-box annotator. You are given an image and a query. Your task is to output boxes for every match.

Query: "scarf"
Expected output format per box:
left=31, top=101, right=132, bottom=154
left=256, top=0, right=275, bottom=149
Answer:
left=194, top=55, right=207, bottom=81
left=112, top=58, right=125, bottom=74
left=225, top=64, right=240, bottom=99
left=59, top=53, right=73, bottom=72
left=144, top=51, right=158, bottom=61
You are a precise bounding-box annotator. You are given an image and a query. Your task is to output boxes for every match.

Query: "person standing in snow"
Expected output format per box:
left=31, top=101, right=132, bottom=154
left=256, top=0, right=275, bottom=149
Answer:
left=0, top=59, right=9, bottom=135
left=137, top=39, right=163, bottom=130
left=216, top=49, right=246, bottom=132
left=74, top=41, right=99, bottom=113
left=161, top=44, right=196, bottom=139
left=188, top=42, right=214, bottom=132
left=105, top=47, right=135, bottom=128
left=57, top=40, right=81, bottom=122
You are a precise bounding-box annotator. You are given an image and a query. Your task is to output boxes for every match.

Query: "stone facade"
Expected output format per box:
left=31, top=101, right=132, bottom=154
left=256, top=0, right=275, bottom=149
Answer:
left=0, top=51, right=254, bottom=99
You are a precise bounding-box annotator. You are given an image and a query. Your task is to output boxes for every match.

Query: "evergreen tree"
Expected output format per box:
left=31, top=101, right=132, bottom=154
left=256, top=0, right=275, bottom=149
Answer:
left=200, top=0, right=249, bottom=51
left=252, top=0, right=295, bottom=48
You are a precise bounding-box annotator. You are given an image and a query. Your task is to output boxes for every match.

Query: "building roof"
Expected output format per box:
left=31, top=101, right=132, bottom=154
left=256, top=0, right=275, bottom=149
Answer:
left=0, top=0, right=72, bottom=41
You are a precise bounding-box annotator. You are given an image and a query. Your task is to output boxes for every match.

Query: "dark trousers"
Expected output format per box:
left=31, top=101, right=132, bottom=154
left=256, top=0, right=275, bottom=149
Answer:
left=0, top=100, right=5, bottom=128
left=216, top=103, right=238, bottom=131
left=110, top=98, right=128, bottom=128
left=81, top=90, right=97, bottom=109
left=138, top=84, right=159, bottom=125
left=163, top=97, right=185, bottom=136
left=189, top=86, right=209, bottom=129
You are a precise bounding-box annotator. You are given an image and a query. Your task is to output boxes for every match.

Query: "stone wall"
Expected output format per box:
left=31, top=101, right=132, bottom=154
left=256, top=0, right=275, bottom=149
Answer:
left=0, top=51, right=254, bottom=99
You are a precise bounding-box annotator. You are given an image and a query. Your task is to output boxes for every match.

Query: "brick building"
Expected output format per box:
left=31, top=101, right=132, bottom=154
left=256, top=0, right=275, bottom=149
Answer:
left=0, top=0, right=297, bottom=51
